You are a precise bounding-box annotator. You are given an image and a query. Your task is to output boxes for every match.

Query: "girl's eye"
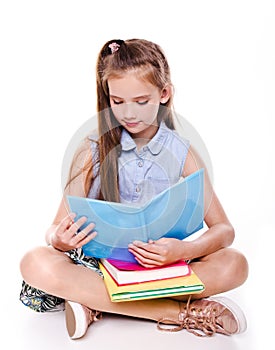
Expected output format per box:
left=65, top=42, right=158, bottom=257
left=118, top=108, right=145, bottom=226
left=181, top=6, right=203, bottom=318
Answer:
left=137, top=101, right=148, bottom=105
left=113, top=100, right=123, bottom=105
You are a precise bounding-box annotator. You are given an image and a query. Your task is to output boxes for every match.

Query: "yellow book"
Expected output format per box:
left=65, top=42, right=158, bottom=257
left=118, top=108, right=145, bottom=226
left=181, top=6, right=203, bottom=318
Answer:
left=99, top=262, right=205, bottom=302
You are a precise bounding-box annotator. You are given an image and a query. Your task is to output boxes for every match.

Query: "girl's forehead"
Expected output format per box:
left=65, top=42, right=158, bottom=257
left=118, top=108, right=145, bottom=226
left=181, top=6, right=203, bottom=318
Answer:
left=108, top=70, right=159, bottom=98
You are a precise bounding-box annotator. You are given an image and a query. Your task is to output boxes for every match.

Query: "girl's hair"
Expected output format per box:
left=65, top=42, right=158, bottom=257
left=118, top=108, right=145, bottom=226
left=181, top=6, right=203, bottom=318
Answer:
left=66, top=39, right=175, bottom=202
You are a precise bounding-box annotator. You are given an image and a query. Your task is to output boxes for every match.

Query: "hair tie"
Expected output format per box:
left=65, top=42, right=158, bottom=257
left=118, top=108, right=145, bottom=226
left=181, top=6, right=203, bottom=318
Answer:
left=108, top=42, right=121, bottom=54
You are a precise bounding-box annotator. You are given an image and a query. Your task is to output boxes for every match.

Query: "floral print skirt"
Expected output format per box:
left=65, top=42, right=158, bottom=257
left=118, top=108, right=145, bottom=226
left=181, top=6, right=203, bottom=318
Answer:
left=19, top=248, right=102, bottom=313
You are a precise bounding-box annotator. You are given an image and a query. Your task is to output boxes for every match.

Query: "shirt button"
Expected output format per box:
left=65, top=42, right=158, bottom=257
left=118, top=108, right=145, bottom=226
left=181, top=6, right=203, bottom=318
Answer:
left=135, top=186, right=141, bottom=193
left=138, top=160, right=143, bottom=167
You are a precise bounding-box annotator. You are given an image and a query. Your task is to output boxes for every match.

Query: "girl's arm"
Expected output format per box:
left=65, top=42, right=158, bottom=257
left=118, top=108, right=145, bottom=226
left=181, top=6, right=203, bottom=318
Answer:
left=128, top=146, right=235, bottom=267
left=45, top=138, right=97, bottom=251
left=181, top=146, right=235, bottom=258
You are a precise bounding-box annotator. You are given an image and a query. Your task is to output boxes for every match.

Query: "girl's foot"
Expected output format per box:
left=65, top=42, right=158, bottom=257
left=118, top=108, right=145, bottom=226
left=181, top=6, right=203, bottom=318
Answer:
left=158, top=296, right=247, bottom=337
left=65, top=300, right=102, bottom=339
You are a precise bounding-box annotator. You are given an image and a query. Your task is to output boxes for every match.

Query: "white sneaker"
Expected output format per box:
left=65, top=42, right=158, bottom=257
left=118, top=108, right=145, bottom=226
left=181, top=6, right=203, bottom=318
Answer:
left=65, top=300, right=102, bottom=339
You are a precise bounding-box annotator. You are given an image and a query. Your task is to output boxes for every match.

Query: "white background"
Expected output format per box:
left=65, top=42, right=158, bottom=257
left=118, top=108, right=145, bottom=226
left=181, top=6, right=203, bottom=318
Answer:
left=0, top=1, right=274, bottom=349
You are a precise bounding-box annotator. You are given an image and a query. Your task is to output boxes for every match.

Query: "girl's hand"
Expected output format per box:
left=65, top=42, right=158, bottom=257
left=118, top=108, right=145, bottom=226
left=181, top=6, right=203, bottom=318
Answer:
left=128, top=237, right=185, bottom=268
left=50, top=213, right=97, bottom=252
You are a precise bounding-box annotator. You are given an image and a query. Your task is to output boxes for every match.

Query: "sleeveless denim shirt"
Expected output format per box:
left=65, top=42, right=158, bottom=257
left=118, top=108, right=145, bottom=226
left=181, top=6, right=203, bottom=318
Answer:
left=88, top=122, right=190, bottom=205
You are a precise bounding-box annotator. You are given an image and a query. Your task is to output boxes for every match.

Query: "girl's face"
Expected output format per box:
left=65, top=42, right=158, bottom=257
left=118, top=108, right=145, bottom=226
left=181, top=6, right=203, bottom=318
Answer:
left=108, top=70, right=170, bottom=141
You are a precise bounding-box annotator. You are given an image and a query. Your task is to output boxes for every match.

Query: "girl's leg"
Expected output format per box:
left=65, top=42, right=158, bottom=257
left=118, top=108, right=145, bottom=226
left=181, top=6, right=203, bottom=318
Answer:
left=20, top=245, right=248, bottom=336
left=186, top=247, right=249, bottom=300
left=20, top=246, right=181, bottom=321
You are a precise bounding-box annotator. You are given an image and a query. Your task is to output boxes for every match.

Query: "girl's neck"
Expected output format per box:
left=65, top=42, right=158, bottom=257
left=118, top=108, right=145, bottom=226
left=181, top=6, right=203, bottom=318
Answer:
left=130, top=123, right=159, bottom=150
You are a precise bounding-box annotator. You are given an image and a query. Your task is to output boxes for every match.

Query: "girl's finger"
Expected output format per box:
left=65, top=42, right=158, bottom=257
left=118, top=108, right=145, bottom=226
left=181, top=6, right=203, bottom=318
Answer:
left=128, top=248, right=162, bottom=264
left=71, top=222, right=96, bottom=243
left=129, top=242, right=160, bottom=256
left=56, top=213, right=76, bottom=234
left=75, top=231, right=97, bottom=248
left=132, top=253, right=162, bottom=267
left=67, top=216, right=89, bottom=235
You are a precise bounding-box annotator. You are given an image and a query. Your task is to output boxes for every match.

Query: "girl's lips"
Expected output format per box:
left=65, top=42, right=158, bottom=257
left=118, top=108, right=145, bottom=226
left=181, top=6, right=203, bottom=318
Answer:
left=125, top=122, right=139, bottom=127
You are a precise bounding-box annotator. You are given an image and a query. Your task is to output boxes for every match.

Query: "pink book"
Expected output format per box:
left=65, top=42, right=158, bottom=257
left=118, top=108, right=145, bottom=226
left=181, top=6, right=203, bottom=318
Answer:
left=107, top=258, right=189, bottom=271
left=100, top=258, right=191, bottom=286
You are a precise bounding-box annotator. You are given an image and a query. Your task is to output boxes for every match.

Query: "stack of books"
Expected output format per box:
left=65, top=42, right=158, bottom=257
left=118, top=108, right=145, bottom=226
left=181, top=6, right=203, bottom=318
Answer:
left=99, top=258, right=205, bottom=302
left=66, top=168, right=206, bottom=302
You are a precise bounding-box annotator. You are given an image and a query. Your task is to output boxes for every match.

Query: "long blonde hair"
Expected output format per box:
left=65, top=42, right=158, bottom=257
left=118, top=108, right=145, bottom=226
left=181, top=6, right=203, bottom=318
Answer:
left=66, top=39, right=176, bottom=202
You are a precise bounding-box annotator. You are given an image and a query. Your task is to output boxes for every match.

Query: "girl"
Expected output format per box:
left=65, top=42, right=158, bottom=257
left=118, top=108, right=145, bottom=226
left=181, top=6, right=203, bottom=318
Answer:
left=19, top=39, right=249, bottom=339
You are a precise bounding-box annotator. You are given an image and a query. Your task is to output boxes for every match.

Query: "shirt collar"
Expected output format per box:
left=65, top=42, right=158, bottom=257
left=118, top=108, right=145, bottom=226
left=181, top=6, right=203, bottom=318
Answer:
left=120, top=122, right=169, bottom=155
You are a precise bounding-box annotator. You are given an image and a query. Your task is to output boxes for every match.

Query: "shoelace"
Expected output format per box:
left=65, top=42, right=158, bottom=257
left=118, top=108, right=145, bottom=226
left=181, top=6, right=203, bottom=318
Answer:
left=157, top=296, right=223, bottom=337
left=87, top=309, right=103, bottom=326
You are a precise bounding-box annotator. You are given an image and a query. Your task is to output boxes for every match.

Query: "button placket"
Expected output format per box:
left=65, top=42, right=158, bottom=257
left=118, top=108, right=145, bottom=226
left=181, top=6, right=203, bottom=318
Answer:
left=133, top=155, right=145, bottom=197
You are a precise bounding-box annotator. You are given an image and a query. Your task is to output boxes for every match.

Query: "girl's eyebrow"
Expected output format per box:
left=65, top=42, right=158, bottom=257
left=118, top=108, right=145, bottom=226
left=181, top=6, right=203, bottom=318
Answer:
left=110, top=94, right=151, bottom=100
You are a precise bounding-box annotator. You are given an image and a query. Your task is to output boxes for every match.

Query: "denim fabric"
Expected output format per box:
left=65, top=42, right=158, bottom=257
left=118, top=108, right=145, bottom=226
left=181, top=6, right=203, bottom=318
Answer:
left=88, top=122, right=190, bottom=205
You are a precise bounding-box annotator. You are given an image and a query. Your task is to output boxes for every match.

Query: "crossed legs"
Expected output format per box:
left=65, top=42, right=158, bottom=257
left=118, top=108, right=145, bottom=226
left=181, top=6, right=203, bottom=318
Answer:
left=20, top=245, right=248, bottom=322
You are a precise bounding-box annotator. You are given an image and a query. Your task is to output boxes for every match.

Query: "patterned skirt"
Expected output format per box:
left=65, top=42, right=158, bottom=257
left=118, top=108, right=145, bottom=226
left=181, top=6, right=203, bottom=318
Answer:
left=19, top=248, right=103, bottom=313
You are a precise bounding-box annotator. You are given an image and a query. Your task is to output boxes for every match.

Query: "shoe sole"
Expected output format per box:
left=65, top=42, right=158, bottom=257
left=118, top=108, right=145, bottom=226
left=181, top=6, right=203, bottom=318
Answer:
left=208, top=296, right=247, bottom=334
left=65, top=301, right=88, bottom=340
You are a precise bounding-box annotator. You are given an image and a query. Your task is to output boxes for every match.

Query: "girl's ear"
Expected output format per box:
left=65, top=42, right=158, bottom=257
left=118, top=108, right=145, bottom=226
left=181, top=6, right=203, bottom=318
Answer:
left=160, top=85, right=172, bottom=104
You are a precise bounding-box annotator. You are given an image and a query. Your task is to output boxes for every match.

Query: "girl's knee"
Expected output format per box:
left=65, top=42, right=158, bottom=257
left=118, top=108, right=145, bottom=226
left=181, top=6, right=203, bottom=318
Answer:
left=234, top=249, right=249, bottom=282
left=226, top=248, right=249, bottom=285
left=20, top=246, right=51, bottom=282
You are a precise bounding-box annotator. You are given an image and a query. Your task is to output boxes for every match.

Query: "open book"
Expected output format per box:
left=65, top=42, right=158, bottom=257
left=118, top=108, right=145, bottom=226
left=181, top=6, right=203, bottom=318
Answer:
left=67, top=168, right=204, bottom=262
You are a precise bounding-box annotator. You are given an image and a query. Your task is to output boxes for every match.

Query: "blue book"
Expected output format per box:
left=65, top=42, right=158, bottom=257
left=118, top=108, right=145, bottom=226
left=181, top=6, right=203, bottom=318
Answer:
left=67, top=168, right=204, bottom=262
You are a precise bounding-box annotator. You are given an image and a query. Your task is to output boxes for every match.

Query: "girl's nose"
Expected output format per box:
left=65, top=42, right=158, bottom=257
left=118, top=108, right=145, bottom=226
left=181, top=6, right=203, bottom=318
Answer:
left=123, top=103, right=136, bottom=120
